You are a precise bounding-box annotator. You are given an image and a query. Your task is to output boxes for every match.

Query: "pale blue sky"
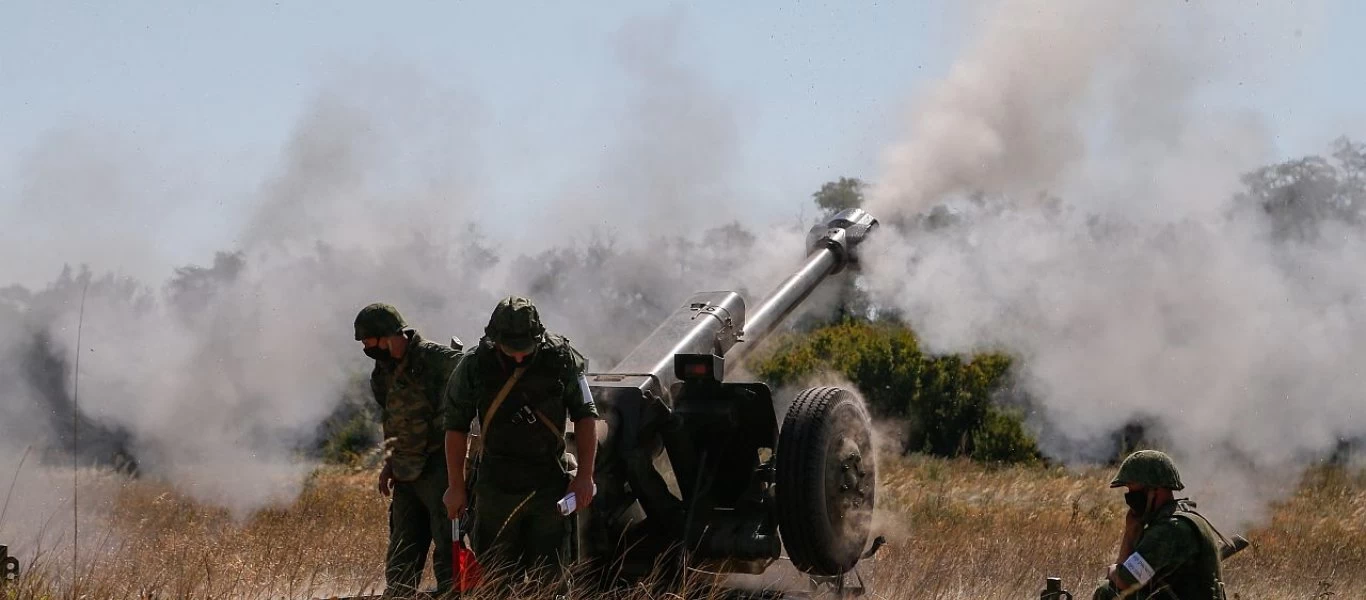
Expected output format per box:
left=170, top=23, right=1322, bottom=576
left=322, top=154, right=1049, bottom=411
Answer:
left=2, top=1, right=1363, bottom=284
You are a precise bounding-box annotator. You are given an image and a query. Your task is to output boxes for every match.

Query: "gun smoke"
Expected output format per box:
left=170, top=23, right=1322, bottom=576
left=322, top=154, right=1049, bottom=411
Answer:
left=863, top=0, right=1359, bottom=529
left=0, top=15, right=804, bottom=553
left=0, top=0, right=1358, bottom=568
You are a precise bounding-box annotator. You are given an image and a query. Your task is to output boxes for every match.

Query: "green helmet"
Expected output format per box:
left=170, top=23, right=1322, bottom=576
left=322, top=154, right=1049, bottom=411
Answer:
left=1110, top=449, right=1185, bottom=491
left=354, top=303, right=406, bottom=341
left=484, top=295, right=545, bottom=353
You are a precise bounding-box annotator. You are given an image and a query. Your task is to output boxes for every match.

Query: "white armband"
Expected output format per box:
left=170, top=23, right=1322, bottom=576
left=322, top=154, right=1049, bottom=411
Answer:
left=578, top=374, right=595, bottom=408
left=1123, top=552, right=1155, bottom=585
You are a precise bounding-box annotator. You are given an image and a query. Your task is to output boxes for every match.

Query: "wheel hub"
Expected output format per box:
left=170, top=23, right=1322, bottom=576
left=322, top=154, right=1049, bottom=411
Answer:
left=836, top=449, right=871, bottom=514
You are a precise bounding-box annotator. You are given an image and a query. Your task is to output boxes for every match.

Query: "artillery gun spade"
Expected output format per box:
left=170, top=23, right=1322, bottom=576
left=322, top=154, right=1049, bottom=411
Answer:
left=578, top=208, right=883, bottom=595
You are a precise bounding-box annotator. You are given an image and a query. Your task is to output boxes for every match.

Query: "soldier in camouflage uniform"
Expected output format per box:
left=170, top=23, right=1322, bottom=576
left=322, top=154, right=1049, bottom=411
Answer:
left=355, top=303, right=464, bottom=597
left=442, top=296, right=599, bottom=589
left=1093, top=450, right=1229, bottom=600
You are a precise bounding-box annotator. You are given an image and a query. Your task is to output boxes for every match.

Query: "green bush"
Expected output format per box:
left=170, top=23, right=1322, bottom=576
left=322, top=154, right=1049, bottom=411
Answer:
left=972, top=405, right=1042, bottom=464
left=321, top=411, right=380, bottom=466
left=312, top=371, right=381, bottom=466
left=749, top=318, right=1039, bottom=463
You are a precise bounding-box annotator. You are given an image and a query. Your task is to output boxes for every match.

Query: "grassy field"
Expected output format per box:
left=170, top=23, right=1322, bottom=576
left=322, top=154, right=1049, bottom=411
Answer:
left=871, top=455, right=1365, bottom=599
left=2, top=455, right=1363, bottom=600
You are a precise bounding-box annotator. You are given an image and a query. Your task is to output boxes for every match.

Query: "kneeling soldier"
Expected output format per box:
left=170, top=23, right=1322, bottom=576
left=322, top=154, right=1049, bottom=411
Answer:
left=1093, top=450, right=1229, bottom=600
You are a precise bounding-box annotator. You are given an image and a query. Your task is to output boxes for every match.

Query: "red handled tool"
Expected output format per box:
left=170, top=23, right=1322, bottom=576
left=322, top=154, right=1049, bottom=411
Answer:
left=452, top=517, right=483, bottom=593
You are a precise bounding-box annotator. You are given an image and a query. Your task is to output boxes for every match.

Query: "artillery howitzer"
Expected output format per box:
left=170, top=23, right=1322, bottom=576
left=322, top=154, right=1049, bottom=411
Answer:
left=579, top=208, right=883, bottom=595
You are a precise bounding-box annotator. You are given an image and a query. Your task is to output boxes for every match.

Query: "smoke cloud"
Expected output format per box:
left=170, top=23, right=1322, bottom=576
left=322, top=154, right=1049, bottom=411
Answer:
left=546, top=10, right=751, bottom=241
left=2, top=0, right=1355, bottom=565
left=0, top=11, right=808, bottom=551
left=864, top=0, right=1356, bottom=528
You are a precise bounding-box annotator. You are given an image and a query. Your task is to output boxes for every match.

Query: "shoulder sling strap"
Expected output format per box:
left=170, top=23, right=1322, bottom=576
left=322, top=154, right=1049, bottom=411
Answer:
left=480, top=366, right=574, bottom=451
left=532, top=408, right=563, bottom=439
left=480, top=366, right=527, bottom=438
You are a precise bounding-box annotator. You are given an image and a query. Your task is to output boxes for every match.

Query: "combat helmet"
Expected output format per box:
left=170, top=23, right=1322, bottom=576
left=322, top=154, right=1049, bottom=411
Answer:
left=1110, top=449, right=1185, bottom=491
left=354, top=303, right=406, bottom=341
left=485, top=295, right=545, bottom=353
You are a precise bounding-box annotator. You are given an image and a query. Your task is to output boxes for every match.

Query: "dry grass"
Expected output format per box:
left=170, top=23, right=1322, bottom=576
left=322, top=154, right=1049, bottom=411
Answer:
left=2, top=456, right=1363, bottom=600
left=2, top=467, right=390, bottom=600
left=868, top=455, right=1366, bottom=600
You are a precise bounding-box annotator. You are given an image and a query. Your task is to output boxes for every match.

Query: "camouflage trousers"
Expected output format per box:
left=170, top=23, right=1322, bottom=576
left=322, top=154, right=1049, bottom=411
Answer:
left=386, top=454, right=452, bottom=597
left=470, top=471, right=573, bottom=589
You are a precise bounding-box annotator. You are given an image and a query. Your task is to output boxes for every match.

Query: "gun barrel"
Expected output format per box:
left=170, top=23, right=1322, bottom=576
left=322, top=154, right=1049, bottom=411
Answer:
left=596, top=290, right=746, bottom=385
left=730, top=248, right=838, bottom=361
left=587, top=208, right=877, bottom=403
left=732, top=208, right=878, bottom=361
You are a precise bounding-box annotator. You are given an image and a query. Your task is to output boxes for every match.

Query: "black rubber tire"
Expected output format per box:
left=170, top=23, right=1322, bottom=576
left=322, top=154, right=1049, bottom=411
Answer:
left=775, top=386, right=876, bottom=576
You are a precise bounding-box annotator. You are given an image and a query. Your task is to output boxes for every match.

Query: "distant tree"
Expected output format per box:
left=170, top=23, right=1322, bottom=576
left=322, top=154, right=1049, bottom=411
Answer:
left=1332, top=136, right=1366, bottom=185
left=313, top=371, right=381, bottom=466
left=812, top=177, right=866, bottom=217
left=1237, top=136, right=1365, bottom=240
left=701, top=221, right=757, bottom=252
left=698, top=220, right=757, bottom=279
left=804, top=177, right=872, bottom=325
left=165, top=251, right=246, bottom=320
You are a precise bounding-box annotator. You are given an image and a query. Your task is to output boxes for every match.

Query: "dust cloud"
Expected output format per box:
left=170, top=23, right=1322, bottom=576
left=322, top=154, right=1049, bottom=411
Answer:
left=863, top=0, right=1357, bottom=529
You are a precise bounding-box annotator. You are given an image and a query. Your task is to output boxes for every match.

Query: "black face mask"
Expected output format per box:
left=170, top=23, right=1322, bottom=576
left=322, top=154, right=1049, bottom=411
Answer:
left=1125, top=490, right=1150, bottom=516
left=364, top=346, right=391, bottom=361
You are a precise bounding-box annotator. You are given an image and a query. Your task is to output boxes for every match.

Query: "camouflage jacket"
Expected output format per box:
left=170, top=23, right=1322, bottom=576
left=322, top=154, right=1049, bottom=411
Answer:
left=443, top=333, right=598, bottom=488
left=370, top=329, right=463, bottom=481
left=1113, top=500, right=1226, bottom=600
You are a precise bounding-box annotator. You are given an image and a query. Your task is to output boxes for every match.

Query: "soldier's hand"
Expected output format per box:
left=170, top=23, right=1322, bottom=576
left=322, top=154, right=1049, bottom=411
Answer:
left=444, top=486, right=467, bottom=517
left=377, top=464, right=396, bottom=498
left=567, top=474, right=595, bottom=511
left=1124, top=508, right=1144, bottom=533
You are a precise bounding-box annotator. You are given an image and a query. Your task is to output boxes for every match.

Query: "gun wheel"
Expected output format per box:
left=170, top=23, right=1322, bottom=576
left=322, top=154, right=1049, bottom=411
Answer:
left=776, top=386, right=876, bottom=576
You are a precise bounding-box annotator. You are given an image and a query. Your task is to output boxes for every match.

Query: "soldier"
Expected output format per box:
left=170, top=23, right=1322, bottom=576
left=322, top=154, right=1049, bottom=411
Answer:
left=1093, top=450, right=1229, bottom=600
left=442, top=296, right=599, bottom=590
left=354, top=302, right=464, bottom=597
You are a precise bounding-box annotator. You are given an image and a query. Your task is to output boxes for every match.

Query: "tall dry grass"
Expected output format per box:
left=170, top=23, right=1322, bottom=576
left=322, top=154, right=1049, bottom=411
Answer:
left=1, top=467, right=389, bottom=600
left=868, top=455, right=1366, bottom=599
left=2, top=456, right=1362, bottom=600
